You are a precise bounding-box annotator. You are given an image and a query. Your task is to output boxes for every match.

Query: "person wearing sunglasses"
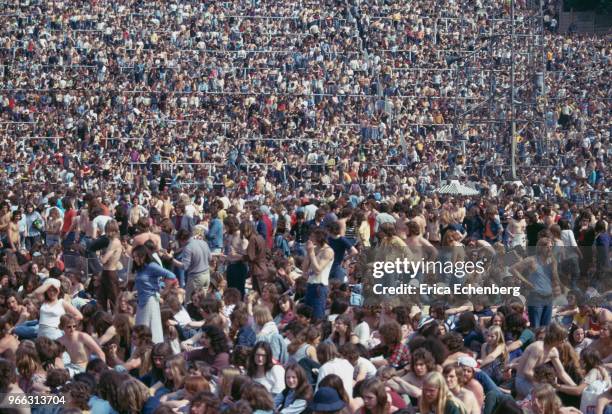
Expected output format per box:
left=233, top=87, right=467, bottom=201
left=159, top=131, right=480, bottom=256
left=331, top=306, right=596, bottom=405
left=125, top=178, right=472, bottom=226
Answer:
left=57, top=314, right=106, bottom=376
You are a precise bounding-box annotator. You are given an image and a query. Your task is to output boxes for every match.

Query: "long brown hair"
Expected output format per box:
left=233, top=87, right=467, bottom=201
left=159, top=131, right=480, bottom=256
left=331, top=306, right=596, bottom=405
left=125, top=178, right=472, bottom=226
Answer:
left=360, top=378, right=390, bottom=414
left=284, top=363, right=313, bottom=401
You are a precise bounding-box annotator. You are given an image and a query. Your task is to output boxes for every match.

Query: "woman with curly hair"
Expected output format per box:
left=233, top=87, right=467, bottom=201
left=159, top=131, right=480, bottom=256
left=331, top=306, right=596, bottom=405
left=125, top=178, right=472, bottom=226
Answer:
left=98, top=370, right=129, bottom=412
left=184, top=324, right=230, bottom=373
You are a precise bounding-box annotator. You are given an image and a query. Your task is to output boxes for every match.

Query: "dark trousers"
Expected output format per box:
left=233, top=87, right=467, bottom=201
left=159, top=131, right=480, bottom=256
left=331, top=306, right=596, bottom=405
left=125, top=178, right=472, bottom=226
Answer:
left=98, top=269, right=119, bottom=312
left=227, top=262, right=248, bottom=298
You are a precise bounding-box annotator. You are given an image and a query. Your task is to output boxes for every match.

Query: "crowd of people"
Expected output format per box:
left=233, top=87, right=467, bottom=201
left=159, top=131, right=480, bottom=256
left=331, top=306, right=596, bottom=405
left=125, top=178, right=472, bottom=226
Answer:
left=0, top=0, right=610, bottom=413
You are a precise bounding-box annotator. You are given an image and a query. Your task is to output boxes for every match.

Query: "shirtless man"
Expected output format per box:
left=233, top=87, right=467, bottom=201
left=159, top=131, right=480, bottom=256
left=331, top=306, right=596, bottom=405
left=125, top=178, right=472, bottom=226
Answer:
left=0, top=202, right=11, bottom=244
left=514, top=322, right=576, bottom=399
left=57, top=314, right=106, bottom=374
left=507, top=209, right=527, bottom=248
left=405, top=221, right=438, bottom=261
left=7, top=211, right=21, bottom=252
left=587, top=321, right=612, bottom=364
left=132, top=218, right=162, bottom=251
left=579, top=298, right=612, bottom=338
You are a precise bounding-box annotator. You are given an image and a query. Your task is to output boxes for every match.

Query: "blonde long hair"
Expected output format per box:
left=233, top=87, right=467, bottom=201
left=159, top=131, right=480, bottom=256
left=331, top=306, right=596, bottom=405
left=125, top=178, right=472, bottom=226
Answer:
left=419, top=372, right=468, bottom=414
left=486, top=325, right=508, bottom=363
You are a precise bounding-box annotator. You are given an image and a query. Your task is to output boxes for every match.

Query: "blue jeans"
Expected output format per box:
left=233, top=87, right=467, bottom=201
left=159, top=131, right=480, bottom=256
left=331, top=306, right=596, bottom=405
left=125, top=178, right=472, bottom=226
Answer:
left=329, top=265, right=346, bottom=282
left=475, top=370, right=499, bottom=395
left=528, top=304, right=553, bottom=328
left=305, top=283, right=328, bottom=321
left=14, top=320, right=39, bottom=340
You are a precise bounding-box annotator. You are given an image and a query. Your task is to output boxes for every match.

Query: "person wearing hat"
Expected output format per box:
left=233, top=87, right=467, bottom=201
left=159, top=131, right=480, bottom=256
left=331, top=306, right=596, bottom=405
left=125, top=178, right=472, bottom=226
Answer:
left=310, top=387, right=346, bottom=414
left=33, top=277, right=83, bottom=340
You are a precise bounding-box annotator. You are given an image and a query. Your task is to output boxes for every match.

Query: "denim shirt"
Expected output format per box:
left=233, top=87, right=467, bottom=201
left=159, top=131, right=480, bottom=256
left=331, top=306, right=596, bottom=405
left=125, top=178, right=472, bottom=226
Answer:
left=206, top=218, right=224, bottom=249
left=135, top=263, right=176, bottom=308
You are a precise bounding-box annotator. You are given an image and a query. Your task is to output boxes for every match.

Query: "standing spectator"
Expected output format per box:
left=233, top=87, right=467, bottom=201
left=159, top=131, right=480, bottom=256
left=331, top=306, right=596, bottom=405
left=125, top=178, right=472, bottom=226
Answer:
left=132, top=245, right=176, bottom=344
left=302, top=229, right=334, bottom=321
left=176, top=229, right=212, bottom=301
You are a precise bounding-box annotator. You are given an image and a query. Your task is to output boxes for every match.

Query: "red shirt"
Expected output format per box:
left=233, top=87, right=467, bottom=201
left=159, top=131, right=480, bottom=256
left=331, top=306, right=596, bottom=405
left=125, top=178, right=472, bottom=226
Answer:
left=263, top=214, right=274, bottom=249
left=61, top=209, right=76, bottom=236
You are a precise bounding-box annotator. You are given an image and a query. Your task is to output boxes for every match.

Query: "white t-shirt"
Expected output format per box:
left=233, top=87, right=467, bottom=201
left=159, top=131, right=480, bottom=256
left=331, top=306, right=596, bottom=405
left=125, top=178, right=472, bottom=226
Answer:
left=354, top=321, right=371, bottom=346
left=316, top=358, right=354, bottom=397
left=254, top=364, right=285, bottom=395
left=355, top=356, right=377, bottom=380
left=92, top=215, right=112, bottom=235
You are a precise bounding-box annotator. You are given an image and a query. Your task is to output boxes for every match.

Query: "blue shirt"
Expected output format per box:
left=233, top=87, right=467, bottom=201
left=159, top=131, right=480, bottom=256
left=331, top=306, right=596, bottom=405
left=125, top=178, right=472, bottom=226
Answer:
left=328, top=236, right=353, bottom=268
left=135, top=263, right=176, bottom=307
left=89, top=395, right=118, bottom=414
left=206, top=218, right=224, bottom=249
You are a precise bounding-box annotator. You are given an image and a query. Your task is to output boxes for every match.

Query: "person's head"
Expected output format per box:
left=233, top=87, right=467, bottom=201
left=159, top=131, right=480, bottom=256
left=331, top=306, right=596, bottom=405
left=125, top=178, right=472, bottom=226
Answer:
left=531, top=384, right=562, bottom=414
left=105, top=219, right=120, bottom=239
left=189, top=391, right=221, bottom=414
left=485, top=326, right=506, bottom=349
left=98, top=370, right=129, bottom=411
left=284, top=362, right=313, bottom=400
left=240, top=221, right=255, bottom=239
left=326, top=221, right=341, bottom=236
left=0, top=358, right=17, bottom=393
left=316, top=342, right=341, bottom=365
left=151, top=342, right=173, bottom=371
left=580, top=348, right=603, bottom=372
left=59, top=314, right=79, bottom=333
left=490, top=312, right=505, bottom=329
left=295, top=304, right=313, bottom=325
left=253, top=305, right=274, bottom=328
left=200, top=325, right=229, bottom=355
left=240, top=382, right=275, bottom=411
left=62, top=380, right=92, bottom=410
left=132, top=325, right=153, bottom=348
left=116, top=378, right=150, bottom=414
left=5, top=291, right=21, bottom=312
left=163, top=354, right=188, bottom=390
left=248, top=341, right=274, bottom=376
left=411, top=348, right=436, bottom=377
left=378, top=321, right=402, bottom=347
left=419, top=372, right=457, bottom=414
left=131, top=244, right=154, bottom=269
left=318, top=374, right=350, bottom=405
left=568, top=324, right=585, bottom=346
left=218, top=367, right=241, bottom=400
left=310, top=386, right=346, bottom=414
left=533, top=364, right=557, bottom=385
left=277, top=294, right=294, bottom=315
left=441, top=332, right=467, bottom=354
left=15, top=341, right=42, bottom=379
left=359, top=378, right=389, bottom=414
left=332, top=314, right=353, bottom=340
left=309, top=228, right=328, bottom=246
left=536, top=237, right=553, bottom=258
left=543, top=322, right=567, bottom=348
left=442, top=364, right=467, bottom=390
left=456, top=356, right=478, bottom=382
left=40, top=278, right=62, bottom=302
left=184, top=375, right=211, bottom=396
